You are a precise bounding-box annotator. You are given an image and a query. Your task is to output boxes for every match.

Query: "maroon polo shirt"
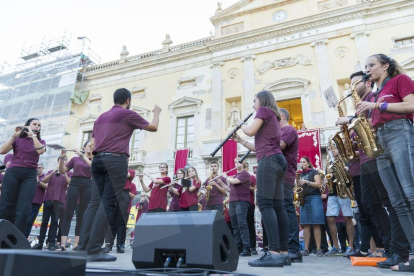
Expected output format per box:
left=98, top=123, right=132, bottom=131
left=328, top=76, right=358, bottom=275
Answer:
left=124, top=169, right=135, bottom=190
left=32, top=173, right=46, bottom=205
left=148, top=176, right=171, bottom=210
left=281, top=125, right=299, bottom=186
left=203, top=175, right=227, bottom=206
left=92, top=106, right=149, bottom=156
left=229, top=170, right=251, bottom=202
left=65, top=156, right=91, bottom=178
left=43, top=170, right=72, bottom=204
left=128, top=183, right=137, bottom=213
left=249, top=174, right=257, bottom=206
left=4, top=154, right=13, bottom=166
left=9, top=138, right=46, bottom=169
left=178, top=180, right=201, bottom=208
left=168, top=183, right=181, bottom=211
left=254, top=107, right=282, bottom=161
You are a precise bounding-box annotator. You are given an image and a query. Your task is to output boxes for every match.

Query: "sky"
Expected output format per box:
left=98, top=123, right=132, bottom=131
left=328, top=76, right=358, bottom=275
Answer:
left=0, top=0, right=239, bottom=69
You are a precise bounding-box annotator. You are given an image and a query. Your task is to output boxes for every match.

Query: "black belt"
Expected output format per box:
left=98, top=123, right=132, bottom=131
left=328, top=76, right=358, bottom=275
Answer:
left=95, top=152, right=129, bottom=158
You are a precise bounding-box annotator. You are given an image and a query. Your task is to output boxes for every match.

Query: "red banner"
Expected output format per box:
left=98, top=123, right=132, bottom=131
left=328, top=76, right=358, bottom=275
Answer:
left=297, top=129, right=322, bottom=170
left=222, top=139, right=238, bottom=176
left=174, top=149, right=189, bottom=175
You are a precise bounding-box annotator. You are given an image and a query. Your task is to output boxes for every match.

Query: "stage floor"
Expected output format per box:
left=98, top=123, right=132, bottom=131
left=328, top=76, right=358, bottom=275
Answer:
left=85, top=247, right=404, bottom=276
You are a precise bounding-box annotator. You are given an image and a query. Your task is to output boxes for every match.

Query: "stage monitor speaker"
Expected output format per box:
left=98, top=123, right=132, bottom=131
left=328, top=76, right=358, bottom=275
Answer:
left=0, top=250, right=86, bottom=276
left=132, top=210, right=239, bottom=272
left=0, top=219, right=30, bottom=249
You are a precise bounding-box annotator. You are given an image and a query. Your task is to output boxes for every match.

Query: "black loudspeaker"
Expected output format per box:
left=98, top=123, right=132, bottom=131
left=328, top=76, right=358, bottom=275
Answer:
left=0, top=219, right=31, bottom=249
left=132, top=210, right=239, bottom=272
left=0, top=250, right=86, bottom=276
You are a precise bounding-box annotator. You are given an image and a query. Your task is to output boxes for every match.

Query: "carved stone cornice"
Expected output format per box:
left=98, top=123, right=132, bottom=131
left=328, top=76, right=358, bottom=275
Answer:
left=241, top=55, right=256, bottom=62
left=210, top=61, right=224, bottom=68
left=311, top=39, right=329, bottom=47
left=350, top=30, right=371, bottom=39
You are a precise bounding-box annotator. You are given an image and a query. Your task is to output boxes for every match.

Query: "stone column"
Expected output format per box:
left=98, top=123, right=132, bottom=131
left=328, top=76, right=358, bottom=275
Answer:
left=311, top=39, right=337, bottom=127
left=350, top=31, right=371, bottom=71
left=241, top=55, right=256, bottom=119
left=210, top=62, right=224, bottom=136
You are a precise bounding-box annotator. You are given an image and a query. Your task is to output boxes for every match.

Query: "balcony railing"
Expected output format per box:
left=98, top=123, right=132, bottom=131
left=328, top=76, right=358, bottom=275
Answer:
left=129, top=149, right=146, bottom=166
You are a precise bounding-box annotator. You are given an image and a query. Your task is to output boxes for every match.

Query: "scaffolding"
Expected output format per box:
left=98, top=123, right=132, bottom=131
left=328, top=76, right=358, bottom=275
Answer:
left=0, top=33, right=100, bottom=169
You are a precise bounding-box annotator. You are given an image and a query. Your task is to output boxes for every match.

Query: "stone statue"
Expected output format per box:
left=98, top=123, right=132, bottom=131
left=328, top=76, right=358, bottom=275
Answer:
left=162, top=34, right=173, bottom=53
left=228, top=102, right=240, bottom=128
left=217, top=2, right=222, bottom=11
left=120, top=45, right=129, bottom=57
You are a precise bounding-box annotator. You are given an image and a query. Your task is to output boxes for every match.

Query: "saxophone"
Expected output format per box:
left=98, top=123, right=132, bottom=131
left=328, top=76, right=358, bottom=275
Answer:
left=332, top=95, right=359, bottom=161
left=205, top=172, right=214, bottom=202
left=293, top=172, right=304, bottom=207
left=318, top=169, right=326, bottom=195
left=348, top=76, right=383, bottom=159
left=325, top=152, right=334, bottom=194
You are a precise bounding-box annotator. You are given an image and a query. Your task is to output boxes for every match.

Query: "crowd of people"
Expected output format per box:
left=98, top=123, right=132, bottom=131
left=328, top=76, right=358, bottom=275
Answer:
left=0, top=53, right=413, bottom=272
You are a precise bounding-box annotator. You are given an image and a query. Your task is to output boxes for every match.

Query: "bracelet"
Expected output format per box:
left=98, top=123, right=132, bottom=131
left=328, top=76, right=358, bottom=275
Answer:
left=379, top=102, right=388, bottom=112
left=35, top=145, right=45, bottom=150
left=374, top=101, right=381, bottom=110
left=11, top=135, right=17, bottom=140
left=243, top=140, right=248, bottom=146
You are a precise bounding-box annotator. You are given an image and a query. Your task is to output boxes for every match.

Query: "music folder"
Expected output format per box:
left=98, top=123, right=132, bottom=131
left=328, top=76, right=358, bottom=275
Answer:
left=181, top=179, right=192, bottom=188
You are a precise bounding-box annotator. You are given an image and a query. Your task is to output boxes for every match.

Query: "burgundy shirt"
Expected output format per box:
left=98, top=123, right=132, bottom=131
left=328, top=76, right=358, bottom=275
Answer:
left=229, top=170, right=251, bottom=202
left=168, top=183, right=181, bottom=211
left=136, top=200, right=148, bottom=221
left=92, top=106, right=149, bottom=156
left=148, top=176, right=171, bottom=210
left=254, top=107, right=282, bottom=161
left=203, top=175, right=227, bottom=206
left=249, top=175, right=257, bottom=206
left=223, top=207, right=231, bottom=223
left=281, top=125, right=299, bottom=185
left=32, top=173, right=46, bottom=205
left=178, top=180, right=201, bottom=208
left=9, top=138, right=46, bottom=169
left=65, top=156, right=91, bottom=178
left=4, top=154, right=13, bottom=166
left=128, top=183, right=137, bottom=213
left=198, top=193, right=207, bottom=211
left=370, top=75, right=414, bottom=129
left=124, top=169, right=135, bottom=190
left=44, top=170, right=72, bottom=204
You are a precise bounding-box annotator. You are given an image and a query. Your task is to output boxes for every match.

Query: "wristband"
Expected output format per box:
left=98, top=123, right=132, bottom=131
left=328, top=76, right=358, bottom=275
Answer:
left=35, top=145, right=45, bottom=150
left=379, top=102, right=388, bottom=112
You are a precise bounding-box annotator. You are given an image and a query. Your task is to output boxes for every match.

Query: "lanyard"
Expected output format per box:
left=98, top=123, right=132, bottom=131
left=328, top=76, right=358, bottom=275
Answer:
left=368, top=77, right=391, bottom=118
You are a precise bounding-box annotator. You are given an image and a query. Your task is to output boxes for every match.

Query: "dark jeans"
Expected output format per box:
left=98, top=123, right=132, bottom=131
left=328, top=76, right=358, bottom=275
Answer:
left=229, top=201, right=250, bottom=249
left=148, top=208, right=166, bottom=213
left=180, top=205, right=199, bottom=211
left=247, top=204, right=257, bottom=249
left=78, top=154, right=128, bottom=255
left=39, top=200, right=63, bottom=244
left=24, top=203, right=41, bottom=238
left=61, top=177, right=92, bottom=236
left=376, top=119, right=414, bottom=253
left=226, top=221, right=234, bottom=237
left=0, top=167, right=37, bottom=233
left=337, top=222, right=347, bottom=252
left=256, top=153, right=288, bottom=252
left=105, top=189, right=133, bottom=246
left=283, top=182, right=300, bottom=254
left=207, top=204, right=223, bottom=213
left=361, top=159, right=410, bottom=257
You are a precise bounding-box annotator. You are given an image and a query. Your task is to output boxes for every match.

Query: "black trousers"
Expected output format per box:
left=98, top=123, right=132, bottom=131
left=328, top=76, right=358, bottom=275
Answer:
left=361, top=160, right=410, bottom=258
left=38, top=200, right=63, bottom=244
left=0, top=167, right=37, bottom=233
left=61, top=177, right=92, bottom=236
left=24, top=203, right=41, bottom=238
left=180, top=205, right=199, bottom=211
left=283, top=182, right=300, bottom=254
left=229, top=201, right=250, bottom=250
left=337, top=222, right=348, bottom=252
left=226, top=221, right=234, bottom=237
left=104, top=189, right=130, bottom=246
left=207, top=204, right=223, bottom=214
left=247, top=204, right=257, bottom=249
left=78, top=154, right=128, bottom=255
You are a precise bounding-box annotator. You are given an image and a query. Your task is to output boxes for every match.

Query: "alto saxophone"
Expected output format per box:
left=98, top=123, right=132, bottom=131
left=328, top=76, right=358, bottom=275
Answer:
left=325, top=152, right=334, bottom=194
left=332, top=95, right=359, bottom=161
left=318, top=169, right=326, bottom=195
left=348, top=76, right=383, bottom=159
left=293, top=172, right=304, bottom=207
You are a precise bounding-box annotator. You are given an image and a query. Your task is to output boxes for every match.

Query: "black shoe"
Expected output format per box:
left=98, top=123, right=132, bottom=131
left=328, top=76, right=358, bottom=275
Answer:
left=346, top=249, right=368, bottom=259
left=251, top=248, right=258, bottom=255
left=116, top=245, right=125, bottom=254
left=48, top=243, right=56, bottom=251
left=281, top=254, right=291, bottom=266
left=32, top=243, right=43, bottom=250
left=377, top=253, right=409, bottom=268
left=289, top=251, right=303, bottom=263
left=248, top=252, right=284, bottom=267
left=87, top=251, right=117, bottom=262
left=102, top=244, right=113, bottom=254
left=240, top=248, right=251, bottom=257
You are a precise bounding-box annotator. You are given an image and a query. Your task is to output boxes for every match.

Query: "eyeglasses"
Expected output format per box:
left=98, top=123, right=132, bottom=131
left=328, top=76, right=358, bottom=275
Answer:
left=159, top=166, right=167, bottom=169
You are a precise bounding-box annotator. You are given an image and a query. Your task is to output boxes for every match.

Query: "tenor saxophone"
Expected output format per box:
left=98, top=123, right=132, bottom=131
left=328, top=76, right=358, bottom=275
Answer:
left=348, top=76, right=383, bottom=159
left=293, top=172, right=304, bottom=207
left=332, top=95, right=359, bottom=161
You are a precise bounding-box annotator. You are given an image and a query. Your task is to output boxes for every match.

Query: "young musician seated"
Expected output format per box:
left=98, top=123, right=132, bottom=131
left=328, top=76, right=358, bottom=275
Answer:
left=139, top=163, right=171, bottom=212
left=170, top=167, right=201, bottom=211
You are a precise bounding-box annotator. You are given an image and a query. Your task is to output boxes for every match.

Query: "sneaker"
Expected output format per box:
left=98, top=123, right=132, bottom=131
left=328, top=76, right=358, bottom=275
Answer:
left=347, top=249, right=368, bottom=258
left=316, top=249, right=324, bottom=257
left=311, top=249, right=316, bottom=255
left=281, top=253, right=291, bottom=266
left=248, top=252, right=284, bottom=267
left=325, top=248, right=342, bottom=256
left=251, top=248, right=258, bottom=255
left=302, top=249, right=309, bottom=256
left=343, top=248, right=355, bottom=258
left=43, top=242, right=49, bottom=249
left=240, top=248, right=251, bottom=257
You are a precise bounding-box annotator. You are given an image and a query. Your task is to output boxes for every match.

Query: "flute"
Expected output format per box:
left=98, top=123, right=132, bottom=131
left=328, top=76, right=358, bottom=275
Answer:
left=16, top=126, right=40, bottom=134
left=210, top=112, right=254, bottom=157
left=160, top=176, right=191, bottom=189
left=137, top=171, right=165, bottom=176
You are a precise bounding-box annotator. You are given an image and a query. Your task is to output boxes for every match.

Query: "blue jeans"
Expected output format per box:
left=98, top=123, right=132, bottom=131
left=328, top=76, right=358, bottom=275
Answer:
left=78, top=154, right=128, bottom=255
left=283, top=182, right=300, bottom=254
left=229, top=201, right=250, bottom=249
left=376, top=119, right=414, bottom=252
left=256, top=153, right=288, bottom=252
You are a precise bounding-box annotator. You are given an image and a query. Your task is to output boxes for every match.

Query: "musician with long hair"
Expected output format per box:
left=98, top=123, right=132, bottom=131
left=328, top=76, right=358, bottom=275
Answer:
left=170, top=167, right=201, bottom=211
left=232, top=90, right=289, bottom=267
left=0, top=118, right=46, bottom=233
left=244, top=162, right=257, bottom=255
left=356, top=54, right=414, bottom=271
left=58, top=142, right=93, bottom=251
left=168, top=169, right=185, bottom=212
left=203, top=161, right=228, bottom=213
left=140, top=163, right=171, bottom=213
left=297, top=157, right=324, bottom=257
